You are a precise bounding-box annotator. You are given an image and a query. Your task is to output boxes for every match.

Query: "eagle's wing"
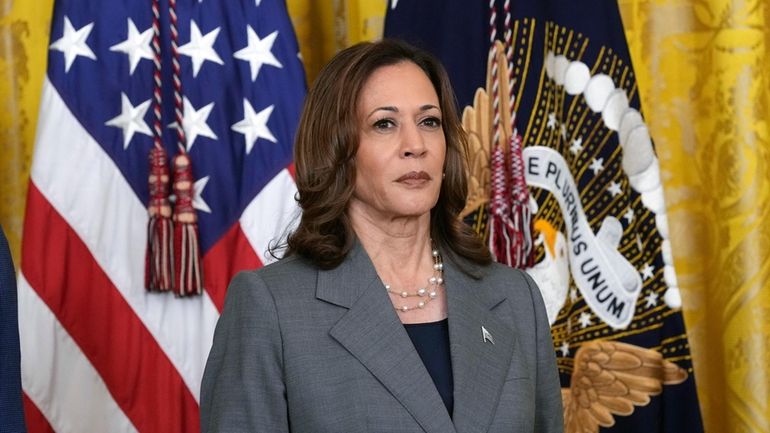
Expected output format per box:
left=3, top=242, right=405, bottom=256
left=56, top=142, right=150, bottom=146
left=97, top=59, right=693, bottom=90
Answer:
left=562, top=340, right=688, bottom=433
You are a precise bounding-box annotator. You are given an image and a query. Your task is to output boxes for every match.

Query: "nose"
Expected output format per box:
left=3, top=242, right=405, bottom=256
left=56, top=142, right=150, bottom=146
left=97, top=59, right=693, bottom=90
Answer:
left=399, top=122, right=427, bottom=158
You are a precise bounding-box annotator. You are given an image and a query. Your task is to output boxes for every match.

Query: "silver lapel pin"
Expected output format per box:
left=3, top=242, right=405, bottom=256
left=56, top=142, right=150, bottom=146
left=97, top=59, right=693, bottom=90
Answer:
left=481, top=326, right=494, bottom=344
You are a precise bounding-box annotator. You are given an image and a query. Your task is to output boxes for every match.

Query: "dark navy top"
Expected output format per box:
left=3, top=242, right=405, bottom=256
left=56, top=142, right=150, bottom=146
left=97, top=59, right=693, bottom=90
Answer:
left=404, top=319, right=454, bottom=417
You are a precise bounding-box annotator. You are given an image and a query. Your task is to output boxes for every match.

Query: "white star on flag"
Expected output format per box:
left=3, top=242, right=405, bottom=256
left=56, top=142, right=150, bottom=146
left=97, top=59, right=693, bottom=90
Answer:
left=109, top=18, right=153, bottom=75
left=547, top=112, right=557, bottom=129
left=234, top=27, right=282, bottom=81
left=569, top=288, right=579, bottom=303
left=569, top=137, right=583, bottom=154
left=589, top=158, right=604, bottom=175
left=170, top=97, right=218, bottom=151
left=641, top=263, right=655, bottom=280
left=193, top=176, right=212, bottom=213
left=178, top=21, right=224, bottom=77
left=607, top=181, right=622, bottom=197
left=560, top=124, right=568, bottom=140
left=559, top=341, right=570, bottom=357
left=391, top=0, right=399, bottom=9
left=578, top=312, right=592, bottom=329
left=645, top=291, right=659, bottom=308
left=49, top=16, right=97, bottom=72
left=231, top=100, right=277, bottom=154
left=104, top=93, right=152, bottom=149
left=624, top=208, right=635, bottom=223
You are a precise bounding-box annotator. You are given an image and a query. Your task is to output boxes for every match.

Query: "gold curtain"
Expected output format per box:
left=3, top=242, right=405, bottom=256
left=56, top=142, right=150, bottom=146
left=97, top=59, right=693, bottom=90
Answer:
left=286, top=0, right=385, bottom=85
left=619, top=1, right=770, bottom=432
left=0, top=0, right=53, bottom=265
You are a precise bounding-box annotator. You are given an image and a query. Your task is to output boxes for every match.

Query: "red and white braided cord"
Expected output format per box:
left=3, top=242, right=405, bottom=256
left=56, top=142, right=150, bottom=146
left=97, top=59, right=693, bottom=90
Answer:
left=169, top=0, right=186, bottom=153
left=503, top=0, right=533, bottom=266
left=488, top=0, right=514, bottom=265
left=488, top=0, right=502, bottom=216
left=503, top=0, right=515, bottom=134
left=488, top=0, right=501, bottom=150
left=151, top=0, right=163, bottom=149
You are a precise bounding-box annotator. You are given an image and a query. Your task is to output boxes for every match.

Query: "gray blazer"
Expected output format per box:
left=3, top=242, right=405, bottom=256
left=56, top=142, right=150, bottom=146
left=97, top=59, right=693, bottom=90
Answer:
left=200, top=242, right=563, bottom=433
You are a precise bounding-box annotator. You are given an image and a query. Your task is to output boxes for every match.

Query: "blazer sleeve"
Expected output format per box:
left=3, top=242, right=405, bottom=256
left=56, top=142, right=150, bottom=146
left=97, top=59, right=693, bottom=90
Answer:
left=0, top=226, right=26, bottom=433
left=200, top=271, right=289, bottom=433
left=521, top=270, right=565, bottom=433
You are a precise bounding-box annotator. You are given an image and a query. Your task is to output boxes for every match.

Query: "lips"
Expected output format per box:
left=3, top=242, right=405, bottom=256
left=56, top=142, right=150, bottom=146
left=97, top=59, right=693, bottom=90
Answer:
left=395, top=171, right=432, bottom=182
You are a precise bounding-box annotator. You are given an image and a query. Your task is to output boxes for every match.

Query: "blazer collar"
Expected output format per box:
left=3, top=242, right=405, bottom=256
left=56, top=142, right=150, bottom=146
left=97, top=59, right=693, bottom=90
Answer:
left=316, top=239, right=377, bottom=309
left=318, top=241, right=516, bottom=433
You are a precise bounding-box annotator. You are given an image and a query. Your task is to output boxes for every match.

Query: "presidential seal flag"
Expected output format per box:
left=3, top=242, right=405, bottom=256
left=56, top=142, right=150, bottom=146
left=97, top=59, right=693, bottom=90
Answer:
left=386, top=1, right=704, bottom=432
left=19, top=0, right=304, bottom=431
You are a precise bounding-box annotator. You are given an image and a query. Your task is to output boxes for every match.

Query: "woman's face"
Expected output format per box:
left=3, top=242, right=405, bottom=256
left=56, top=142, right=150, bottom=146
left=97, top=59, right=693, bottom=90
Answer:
left=351, top=61, right=446, bottom=222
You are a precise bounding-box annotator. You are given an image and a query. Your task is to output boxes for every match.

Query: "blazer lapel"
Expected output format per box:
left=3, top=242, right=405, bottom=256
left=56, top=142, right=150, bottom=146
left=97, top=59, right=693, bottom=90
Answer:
left=445, top=259, right=517, bottom=433
left=320, top=242, right=457, bottom=433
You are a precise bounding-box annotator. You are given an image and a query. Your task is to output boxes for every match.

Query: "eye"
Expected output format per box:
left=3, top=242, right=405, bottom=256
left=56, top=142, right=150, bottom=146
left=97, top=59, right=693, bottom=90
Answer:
left=373, top=118, right=396, bottom=130
left=420, top=116, right=442, bottom=129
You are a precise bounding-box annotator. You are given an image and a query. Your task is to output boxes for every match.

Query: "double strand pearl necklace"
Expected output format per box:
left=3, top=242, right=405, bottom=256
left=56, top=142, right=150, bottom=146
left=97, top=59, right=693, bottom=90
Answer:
left=384, top=246, right=444, bottom=313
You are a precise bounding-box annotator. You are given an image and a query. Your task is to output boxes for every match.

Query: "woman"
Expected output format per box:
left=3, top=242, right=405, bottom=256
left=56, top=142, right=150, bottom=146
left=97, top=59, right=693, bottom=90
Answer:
left=200, top=39, right=563, bottom=433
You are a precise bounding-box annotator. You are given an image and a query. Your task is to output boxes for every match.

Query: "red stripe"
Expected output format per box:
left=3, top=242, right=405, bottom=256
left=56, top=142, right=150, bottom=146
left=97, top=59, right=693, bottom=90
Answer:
left=203, top=222, right=262, bottom=312
left=21, top=183, right=199, bottom=433
left=286, top=162, right=296, bottom=180
left=23, top=393, right=55, bottom=433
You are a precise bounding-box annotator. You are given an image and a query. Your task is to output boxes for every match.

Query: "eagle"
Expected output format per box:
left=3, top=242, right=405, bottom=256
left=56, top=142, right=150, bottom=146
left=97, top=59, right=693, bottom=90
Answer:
left=563, top=340, right=687, bottom=432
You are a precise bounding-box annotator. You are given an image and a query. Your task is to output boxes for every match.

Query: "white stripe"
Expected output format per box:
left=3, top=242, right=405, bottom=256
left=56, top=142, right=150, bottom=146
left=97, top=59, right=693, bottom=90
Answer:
left=18, top=273, right=138, bottom=433
left=29, top=78, right=219, bottom=402
left=239, top=169, right=299, bottom=265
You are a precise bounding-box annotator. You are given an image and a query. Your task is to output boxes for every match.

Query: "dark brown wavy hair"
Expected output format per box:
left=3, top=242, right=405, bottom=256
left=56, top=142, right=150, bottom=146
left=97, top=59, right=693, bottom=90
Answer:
left=284, top=39, right=491, bottom=270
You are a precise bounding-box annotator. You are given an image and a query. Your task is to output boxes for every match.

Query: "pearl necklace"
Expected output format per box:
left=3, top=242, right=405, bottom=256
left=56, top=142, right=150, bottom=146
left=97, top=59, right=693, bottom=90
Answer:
left=384, top=247, right=444, bottom=313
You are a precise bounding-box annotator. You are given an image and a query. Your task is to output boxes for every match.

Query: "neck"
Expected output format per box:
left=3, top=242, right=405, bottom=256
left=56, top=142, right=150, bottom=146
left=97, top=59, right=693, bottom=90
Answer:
left=348, top=204, right=434, bottom=285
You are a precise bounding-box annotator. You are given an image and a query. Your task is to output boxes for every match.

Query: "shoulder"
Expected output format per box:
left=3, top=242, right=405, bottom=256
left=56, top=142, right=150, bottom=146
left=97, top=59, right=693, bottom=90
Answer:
left=225, top=254, right=319, bottom=306
left=445, top=252, right=539, bottom=301
left=477, top=261, right=545, bottom=318
left=483, top=261, right=533, bottom=287
left=474, top=261, right=538, bottom=299
left=447, top=251, right=531, bottom=288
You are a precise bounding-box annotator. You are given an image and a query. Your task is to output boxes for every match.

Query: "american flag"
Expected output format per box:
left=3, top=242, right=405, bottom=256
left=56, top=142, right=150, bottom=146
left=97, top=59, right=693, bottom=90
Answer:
left=19, top=0, right=305, bottom=431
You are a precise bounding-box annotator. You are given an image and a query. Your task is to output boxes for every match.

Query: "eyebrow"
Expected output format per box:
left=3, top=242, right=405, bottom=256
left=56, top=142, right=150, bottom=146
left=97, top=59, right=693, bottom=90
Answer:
left=367, top=104, right=440, bottom=118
